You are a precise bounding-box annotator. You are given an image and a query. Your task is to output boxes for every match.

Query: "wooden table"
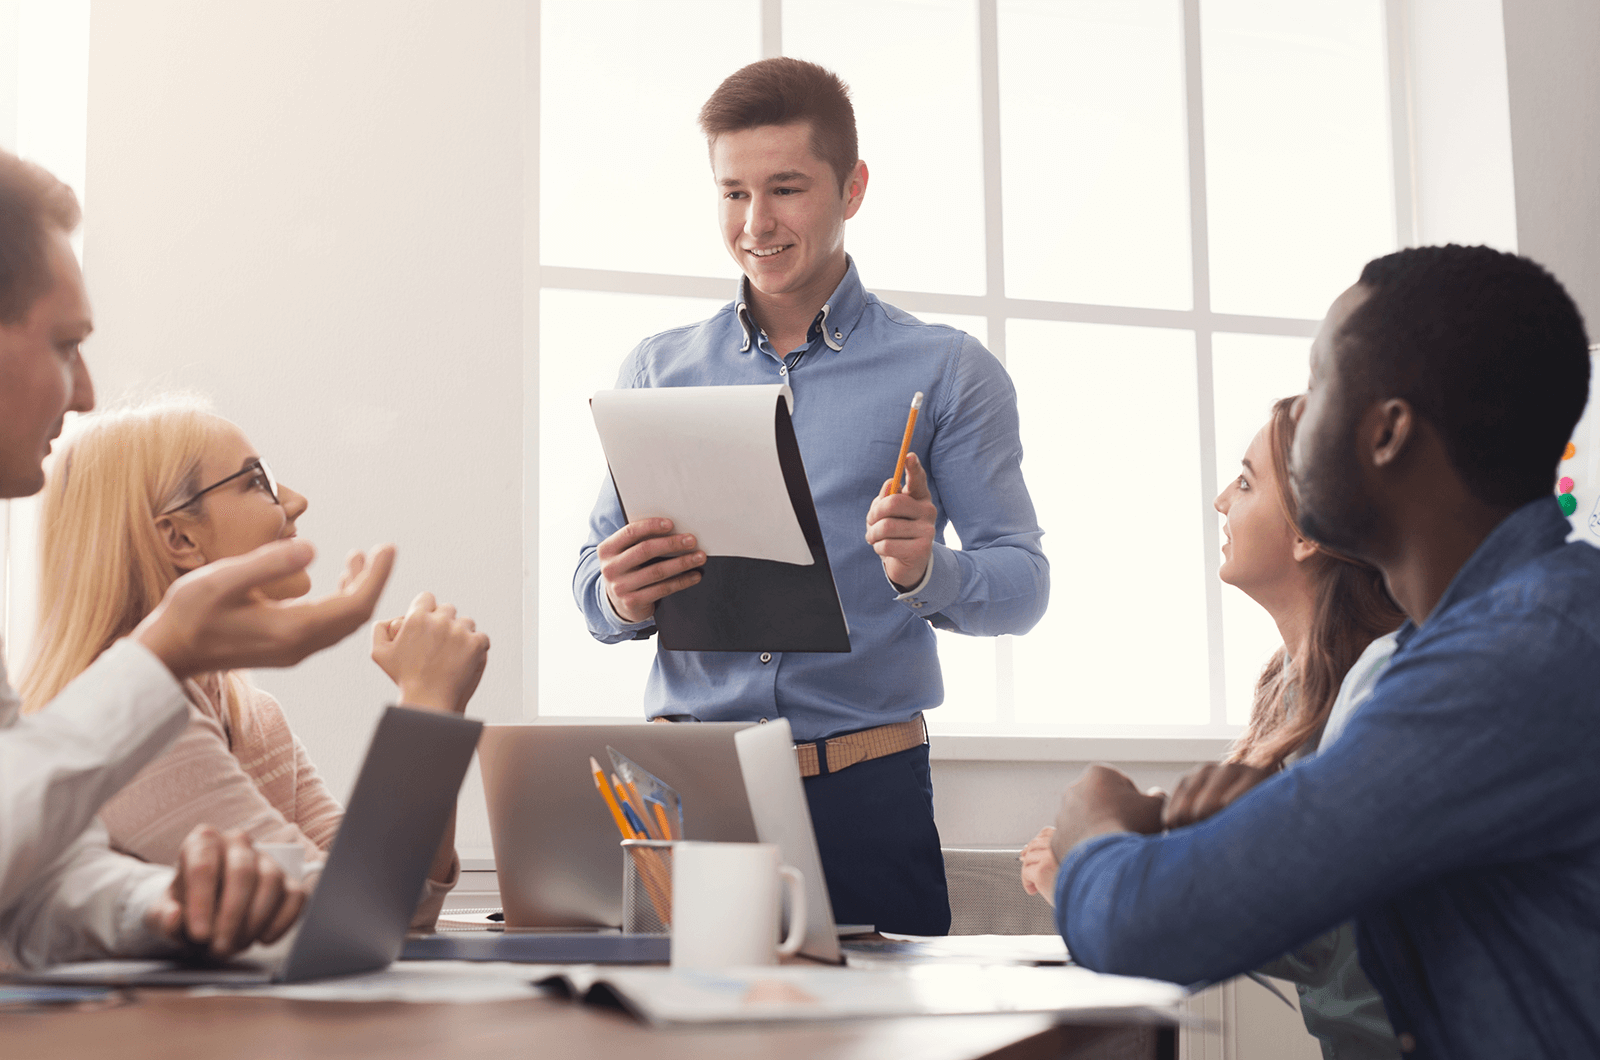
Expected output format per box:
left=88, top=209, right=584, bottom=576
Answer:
left=0, top=990, right=1173, bottom=1060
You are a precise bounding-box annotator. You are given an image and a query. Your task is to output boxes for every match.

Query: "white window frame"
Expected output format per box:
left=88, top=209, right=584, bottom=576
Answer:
left=522, top=0, right=1419, bottom=756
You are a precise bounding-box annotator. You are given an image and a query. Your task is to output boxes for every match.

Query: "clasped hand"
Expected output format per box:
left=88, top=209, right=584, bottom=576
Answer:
left=370, top=589, right=491, bottom=715
left=1019, top=761, right=1272, bottom=906
left=143, top=826, right=307, bottom=960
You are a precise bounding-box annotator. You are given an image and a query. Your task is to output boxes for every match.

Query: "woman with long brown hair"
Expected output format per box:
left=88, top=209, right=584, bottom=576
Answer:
left=1022, top=395, right=1405, bottom=1060
left=1200, top=393, right=1404, bottom=778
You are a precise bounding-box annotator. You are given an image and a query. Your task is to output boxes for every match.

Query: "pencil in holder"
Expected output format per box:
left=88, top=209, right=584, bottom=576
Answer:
left=621, top=839, right=675, bottom=935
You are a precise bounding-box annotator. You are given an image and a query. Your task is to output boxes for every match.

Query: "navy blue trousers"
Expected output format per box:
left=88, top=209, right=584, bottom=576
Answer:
left=801, top=743, right=951, bottom=936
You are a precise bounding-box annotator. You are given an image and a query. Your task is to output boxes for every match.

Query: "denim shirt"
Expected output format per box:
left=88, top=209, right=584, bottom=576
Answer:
left=1055, top=497, right=1600, bottom=1059
left=574, top=259, right=1049, bottom=741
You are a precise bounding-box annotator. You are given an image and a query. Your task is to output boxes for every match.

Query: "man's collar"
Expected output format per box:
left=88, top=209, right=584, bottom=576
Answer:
left=1394, top=495, right=1573, bottom=648
left=734, top=256, right=868, bottom=355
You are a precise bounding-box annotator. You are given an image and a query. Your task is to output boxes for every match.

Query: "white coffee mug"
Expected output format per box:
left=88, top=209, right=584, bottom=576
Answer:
left=670, top=841, right=806, bottom=969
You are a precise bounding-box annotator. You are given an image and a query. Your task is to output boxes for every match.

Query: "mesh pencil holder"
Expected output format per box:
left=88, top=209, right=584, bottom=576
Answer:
left=621, top=839, right=675, bottom=935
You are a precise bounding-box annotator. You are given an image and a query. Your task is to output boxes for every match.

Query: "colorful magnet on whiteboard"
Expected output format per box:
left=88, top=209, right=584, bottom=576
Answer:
left=1564, top=442, right=1577, bottom=460
left=1559, top=493, right=1578, bottom=516
left=1559, top=477, right=1575, bottom=494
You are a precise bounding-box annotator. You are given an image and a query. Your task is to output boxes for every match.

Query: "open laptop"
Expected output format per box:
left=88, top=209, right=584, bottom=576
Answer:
left=405, top=718, right=854, bottom=966
left=21, top=706, right=482, bottom=986
left=475, top=722, right=759, bottom=929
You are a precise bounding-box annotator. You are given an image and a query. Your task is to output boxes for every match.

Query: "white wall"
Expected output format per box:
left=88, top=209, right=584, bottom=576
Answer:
left=1502, top=0, right=1600, bottom=329
left=932, top=753, right=1217, bottom=847
left=1404, top=0, right=1518, bottom=250
left=83, top=0, right=527, bottom=852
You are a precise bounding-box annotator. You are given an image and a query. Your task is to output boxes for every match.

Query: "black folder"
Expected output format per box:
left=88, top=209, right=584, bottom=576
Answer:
left=600, top=390, right=850, bottom=654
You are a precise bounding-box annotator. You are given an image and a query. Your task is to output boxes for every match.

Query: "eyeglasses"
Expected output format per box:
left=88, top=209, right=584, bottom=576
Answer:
left=160, top=459, right=279, bottom=515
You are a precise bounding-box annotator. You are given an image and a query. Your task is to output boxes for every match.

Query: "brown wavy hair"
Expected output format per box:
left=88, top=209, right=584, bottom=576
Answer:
left=1227, top=396, right=1405, bottom=769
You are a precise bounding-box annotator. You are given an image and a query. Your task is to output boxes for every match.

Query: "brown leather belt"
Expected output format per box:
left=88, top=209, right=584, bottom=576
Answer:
left=794, top=714, right=928, bottom=778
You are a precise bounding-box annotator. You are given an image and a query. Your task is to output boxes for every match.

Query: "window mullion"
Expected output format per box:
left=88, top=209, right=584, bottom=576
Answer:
left=526, top=0, right=544, bottom=719
left=762, top=0, right=782, bottom=58
left=977, top=0, right=1013, bottom=727
left=1384, top=0, right=1420, bottom=248
left=1183, top=0, right=1227, bottom=728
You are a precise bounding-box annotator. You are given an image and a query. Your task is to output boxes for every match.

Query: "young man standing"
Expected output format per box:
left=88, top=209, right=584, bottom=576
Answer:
left=1036, top=245, right=1599, bottom=1058
left=0, top=148, right=394, bottom=966
left=575, top=59, right=1048, bottom=935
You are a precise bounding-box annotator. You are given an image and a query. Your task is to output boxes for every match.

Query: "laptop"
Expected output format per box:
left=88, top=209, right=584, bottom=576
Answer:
left=733, top=717, right=843, bottom=964
left=21, top=706, right=482, bottom=986
left=475, top=722, right=758, bottom=929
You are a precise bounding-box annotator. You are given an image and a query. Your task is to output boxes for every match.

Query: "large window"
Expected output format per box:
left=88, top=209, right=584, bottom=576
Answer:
left=534, top=0, right=1404, bottom=735
left=0, top=0, right=90, bottom=671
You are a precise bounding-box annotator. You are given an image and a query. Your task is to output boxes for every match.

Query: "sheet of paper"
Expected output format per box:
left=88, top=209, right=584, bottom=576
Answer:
left=588, top=964, right=1185, bottom=1025
left=186, top=961, right=555, bottom=1003
left=843, top=933, right=1070, bottom=967
left=591, top=385, right=813, bottom=566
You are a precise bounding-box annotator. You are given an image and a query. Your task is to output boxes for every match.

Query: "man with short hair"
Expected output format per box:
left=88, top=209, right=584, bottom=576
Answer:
left=1037, top=245, right=1599, bottom=1058
left=0, top=147, right=394, bottom=967
left=575, top=58, right=1048, bottom=935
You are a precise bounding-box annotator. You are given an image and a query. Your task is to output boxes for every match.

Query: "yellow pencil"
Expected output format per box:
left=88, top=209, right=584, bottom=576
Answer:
left=620, top=777, right=663, bottom=841
left=890, top=391, right=924, bottom=494
left=651, top=801, right=675, bottom=842
left=614, top=773, right=655, bottom=840
left=590, top=756, right=635, bottom=839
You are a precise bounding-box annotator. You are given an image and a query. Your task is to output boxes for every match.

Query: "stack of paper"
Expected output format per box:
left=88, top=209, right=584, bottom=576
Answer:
left=559, top=964, right=1185, bottom=1026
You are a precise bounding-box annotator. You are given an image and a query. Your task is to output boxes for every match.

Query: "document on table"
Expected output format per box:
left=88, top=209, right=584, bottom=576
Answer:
left=185, top=961, right=555, bottom=1003
left=591, top=384, right=850, bottom=653
left=544, top=964, right=1185, bottom=1026
left=842, top=933, right=1070, bottom=967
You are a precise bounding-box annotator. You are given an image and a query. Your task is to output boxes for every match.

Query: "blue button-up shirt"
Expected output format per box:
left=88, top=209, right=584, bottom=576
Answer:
left=574, top=259, right=1049, bottom=742
left=1054, top=497, right=1600, bottom=1059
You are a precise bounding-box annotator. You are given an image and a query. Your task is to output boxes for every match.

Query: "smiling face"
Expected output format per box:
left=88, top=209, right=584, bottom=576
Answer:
left=1290, top=283, right=1381, bottom=558
left=1215, top=423, right=1304, bottom=601
left=163, top=418, right=311, bottom=599
left=0, top=228, right=95, bottom=498
left=712, top=121, right=865, bottom=316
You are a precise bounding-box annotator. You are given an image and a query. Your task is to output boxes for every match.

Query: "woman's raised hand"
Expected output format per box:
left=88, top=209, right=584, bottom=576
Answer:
left=370, top=591, right=490, bottom=715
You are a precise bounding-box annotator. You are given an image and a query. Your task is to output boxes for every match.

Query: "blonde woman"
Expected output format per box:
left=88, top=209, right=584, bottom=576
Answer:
left=22, top=398, right=489, bottom=930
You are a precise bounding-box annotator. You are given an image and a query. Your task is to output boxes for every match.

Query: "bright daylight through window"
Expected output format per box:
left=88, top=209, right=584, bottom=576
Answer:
left=535, top=0, right=1401, bottom=736
left=0, top=0, right=90, bottom=671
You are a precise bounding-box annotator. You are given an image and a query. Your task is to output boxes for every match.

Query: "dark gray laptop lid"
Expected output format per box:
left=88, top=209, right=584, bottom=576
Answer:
left=279, top=705, right=481, bottom=982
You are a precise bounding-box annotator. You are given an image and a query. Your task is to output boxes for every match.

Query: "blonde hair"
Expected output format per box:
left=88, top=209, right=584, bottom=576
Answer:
left=20, top=397, right=246, bottom=727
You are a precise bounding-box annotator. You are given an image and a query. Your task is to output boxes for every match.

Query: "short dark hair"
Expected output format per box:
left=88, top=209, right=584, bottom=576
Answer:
left=1336, top=244, right=1591, bottom=509
left=698, top=58, right=858, bottom=192
left=0, top=148, right=81, bottom=325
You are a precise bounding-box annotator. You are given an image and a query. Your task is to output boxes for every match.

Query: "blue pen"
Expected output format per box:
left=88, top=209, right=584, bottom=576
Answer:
left=619, top=800, right=650, bottom=839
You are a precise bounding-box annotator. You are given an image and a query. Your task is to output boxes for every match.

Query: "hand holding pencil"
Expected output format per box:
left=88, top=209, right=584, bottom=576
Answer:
left=865, top=392, right=938, bottom=591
